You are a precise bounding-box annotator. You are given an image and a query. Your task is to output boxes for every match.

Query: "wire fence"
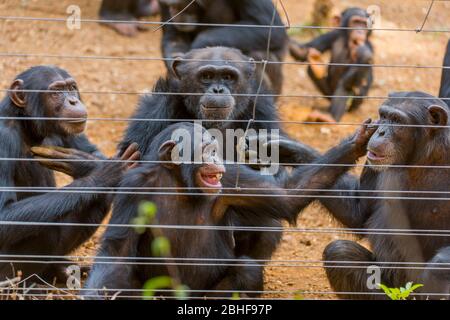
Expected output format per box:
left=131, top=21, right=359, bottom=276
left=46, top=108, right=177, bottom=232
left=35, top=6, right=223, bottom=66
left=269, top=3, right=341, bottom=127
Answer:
left=0, top=0, right=449, bottom=300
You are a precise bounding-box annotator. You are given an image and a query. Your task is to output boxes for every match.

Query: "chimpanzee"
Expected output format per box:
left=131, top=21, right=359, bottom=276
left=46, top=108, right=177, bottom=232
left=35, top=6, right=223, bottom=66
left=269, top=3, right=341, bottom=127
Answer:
left=290, top=7, right=374, bottom=122
left=318, top=92, right=450, bottom=299
left=99, top=0, right=160, bottom=37
left=84, top=120, right=374, bottom=298
left=119, top=46, right=319, bottom=262
left=0, top=66, right=140, bottom=281
left=439, top=40, right=450, bottom=106
left=158, top=0, right=288, bottom=95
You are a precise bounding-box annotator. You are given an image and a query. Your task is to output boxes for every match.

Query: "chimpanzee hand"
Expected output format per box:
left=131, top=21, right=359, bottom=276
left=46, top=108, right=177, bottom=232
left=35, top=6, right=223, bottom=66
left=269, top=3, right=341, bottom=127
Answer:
left=289, top=40, right=309, bottom=61
left=31, top=143, right=140, bottom=183
left=31, top=146, right=99, bottom=179
left=89, top=143, right=141, bottom=188
left=349, top=118, right=377, bottom=156
left=238, top=133, right=313, bottom=168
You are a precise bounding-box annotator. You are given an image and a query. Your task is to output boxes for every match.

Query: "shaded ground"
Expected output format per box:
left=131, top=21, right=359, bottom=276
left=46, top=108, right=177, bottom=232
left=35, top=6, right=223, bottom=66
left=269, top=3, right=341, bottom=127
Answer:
left=0, top=0, right=448, bottom=299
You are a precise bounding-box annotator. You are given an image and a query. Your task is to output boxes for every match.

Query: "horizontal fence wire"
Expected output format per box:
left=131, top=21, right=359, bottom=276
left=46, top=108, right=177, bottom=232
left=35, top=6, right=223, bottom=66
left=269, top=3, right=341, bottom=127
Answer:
left=1, top=89, right=450, bottom=101
left=0, top=15, right=449, bottom=33
left=1, top=52, right=450, bottom=70
left=0, top=221, right=449, bottom=237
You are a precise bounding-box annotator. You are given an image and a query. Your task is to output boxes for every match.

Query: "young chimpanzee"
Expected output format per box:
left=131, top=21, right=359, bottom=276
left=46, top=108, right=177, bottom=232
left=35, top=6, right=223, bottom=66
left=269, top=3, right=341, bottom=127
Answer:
left=318, top=92, right=450, bottom=299
left=159, top=0, right=288, bottom=95
left=0, top=66, right=140, bottom=281
left=290, top=7, right=374, bottom=122
left=84, top=120, right=374, bottom=298
left=99, top=0, right=160, bottom=37
left=119, top=46, right=319, bottom=262
left=439, top=40, right=450, bottom=106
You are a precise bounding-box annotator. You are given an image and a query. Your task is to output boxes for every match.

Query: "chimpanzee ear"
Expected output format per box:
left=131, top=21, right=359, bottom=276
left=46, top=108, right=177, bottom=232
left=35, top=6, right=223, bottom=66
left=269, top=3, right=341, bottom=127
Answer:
left=9, top=79, right=26, bottom=108
left=170, top=56, right=184, bottom=79
left=428, top=105, right=449, bottom=127
left=158, top=140, right=178, bottom=168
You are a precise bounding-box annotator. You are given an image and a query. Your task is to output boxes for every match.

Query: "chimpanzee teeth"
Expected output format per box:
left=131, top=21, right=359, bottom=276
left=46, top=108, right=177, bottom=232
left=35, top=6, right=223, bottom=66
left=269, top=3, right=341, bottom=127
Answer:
left=216, top=173, right=223, bottom=180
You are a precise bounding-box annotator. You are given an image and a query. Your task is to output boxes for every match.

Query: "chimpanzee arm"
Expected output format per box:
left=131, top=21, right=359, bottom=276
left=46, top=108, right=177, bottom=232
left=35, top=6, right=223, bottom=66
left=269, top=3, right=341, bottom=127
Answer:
left=83, top=171, right=148, bottom=297
left=282, top=122, right=375, bottom=219
left=0, top=130, right=122, bottom=245
left=439, top=40, right=450, bottom=104
left=290, top=30, right=341, bottom=61
left=160, top=4, right=193, bottom=64
left=317, top=172, right=372, bottom=229
left=216, top=164, right=297, bottom=223
left=191, top=0, right=287, bottom=55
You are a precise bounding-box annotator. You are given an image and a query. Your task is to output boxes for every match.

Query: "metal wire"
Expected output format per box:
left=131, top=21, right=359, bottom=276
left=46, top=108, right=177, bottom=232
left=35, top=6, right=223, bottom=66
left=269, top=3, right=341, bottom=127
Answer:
left=0, top=221, right=449, bottom=238
left=1, top=88, right=450, bottom=101
left=1, top=52, right=450, bottom=70
left=0, top=15, right=449, bottom=33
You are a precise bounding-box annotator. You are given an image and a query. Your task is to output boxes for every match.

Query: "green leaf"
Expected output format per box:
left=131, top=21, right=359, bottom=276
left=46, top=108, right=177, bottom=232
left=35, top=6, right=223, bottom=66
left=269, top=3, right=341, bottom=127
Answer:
left=143, top=276, right=173, bottom=299
left=131, top=216, right=147, bottom=234
left=138, top=201, right=157, bottom=220
left=231, top=292, right=240, bottom=300
left=174, top=284, right=190, bottom=300
left=410, top=284, right=424, bottom=291
left=152, top=236, right=171, bottom=257
left=405, top=282, right=413, bottom=290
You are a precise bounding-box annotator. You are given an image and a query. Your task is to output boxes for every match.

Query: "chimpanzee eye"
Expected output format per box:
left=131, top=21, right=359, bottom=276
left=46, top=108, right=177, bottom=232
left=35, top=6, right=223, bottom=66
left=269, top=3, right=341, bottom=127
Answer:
left=200, top=71, right=214, bottom=83
left=222, top=73, right=236, bottom=82
left=70, top=84, right=77, bottom=91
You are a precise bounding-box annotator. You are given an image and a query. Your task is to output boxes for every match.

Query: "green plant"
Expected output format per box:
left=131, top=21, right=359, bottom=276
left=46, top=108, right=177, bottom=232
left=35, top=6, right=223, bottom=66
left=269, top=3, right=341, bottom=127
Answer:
left=378, top=282, right=424, bottom=300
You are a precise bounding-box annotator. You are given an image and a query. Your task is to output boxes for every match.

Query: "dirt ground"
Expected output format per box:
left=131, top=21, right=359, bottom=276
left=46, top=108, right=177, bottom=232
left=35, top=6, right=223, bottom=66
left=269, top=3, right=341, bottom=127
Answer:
left=0, top=0, right=449, bottom=299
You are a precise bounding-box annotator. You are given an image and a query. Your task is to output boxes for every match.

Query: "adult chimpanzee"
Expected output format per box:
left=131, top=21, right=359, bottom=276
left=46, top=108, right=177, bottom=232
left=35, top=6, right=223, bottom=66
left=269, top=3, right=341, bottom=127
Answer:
left=290, top=7, right=374, bottom=122
left=0, top=66, right=140, bottom=281
left=439, top=40, right=450, bottom=106
left=318, top=92, right=450, bottom=299
left=99, top=0, right=160, bottom=37
left=119, top=47, right=319, bottom=262
left=84, top=120, right=374, bottom=298
left=159, top=0, right=288, bottom=95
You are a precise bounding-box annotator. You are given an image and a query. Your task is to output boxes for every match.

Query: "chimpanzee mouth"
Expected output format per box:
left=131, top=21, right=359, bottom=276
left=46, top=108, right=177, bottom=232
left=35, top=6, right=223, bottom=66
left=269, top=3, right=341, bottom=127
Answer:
left=367, top=150, right=386, bottom=162
left=66, top=118, right=87, bottom=124
left=198, top=166, right=225, bottom=188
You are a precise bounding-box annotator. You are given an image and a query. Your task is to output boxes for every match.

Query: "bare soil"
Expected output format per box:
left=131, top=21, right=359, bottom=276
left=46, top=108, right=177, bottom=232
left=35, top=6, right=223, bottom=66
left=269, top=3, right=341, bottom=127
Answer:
left=0, top=0, right=448, bottom=299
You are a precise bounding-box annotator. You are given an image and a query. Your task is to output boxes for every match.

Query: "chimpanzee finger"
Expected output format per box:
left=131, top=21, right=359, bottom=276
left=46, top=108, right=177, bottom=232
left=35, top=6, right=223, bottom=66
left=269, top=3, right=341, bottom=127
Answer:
left=126, top=151, right=141, bottom=170
left=34, top=158, right=73, bottom=176
left=118, top=143, right=139, bottom=160
left=49, top=146, right=97, bottom=160
left=30, top=146, right=70, bottom=160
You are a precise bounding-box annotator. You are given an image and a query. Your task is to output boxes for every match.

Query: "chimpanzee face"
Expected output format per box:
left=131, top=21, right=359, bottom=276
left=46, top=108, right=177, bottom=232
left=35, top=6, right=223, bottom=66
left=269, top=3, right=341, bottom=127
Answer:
left=8, top=66, right=88, bottom=137
left=157, top=123, right=225, bottom=194
left=367, top=96, right=449, bottom=171
left=193, top=135, right=225, bottom=194
left=347, top=15, right=369, bottom=62
left=171, top=47, right=256, bottom=128
left=160, top=0, right=203, bottom=32
left=42, top=78, right=87, bottom=135
left=367, top=105, right=413, bottom=170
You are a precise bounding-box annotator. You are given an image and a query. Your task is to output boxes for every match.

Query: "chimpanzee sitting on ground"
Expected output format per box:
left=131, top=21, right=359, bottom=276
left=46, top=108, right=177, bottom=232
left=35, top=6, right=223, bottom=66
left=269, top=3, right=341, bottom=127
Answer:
left=0, top=66, right=140, bottom=281
left=84, top=120, right=374, bottom=298
left=290, top=7, right=374, bottom=122
left=439, top=40, right=450, bottom=106
left=119, top=46, right=319, bottom=263
left=99, top=0, right=160, bottom=37
left=318, top=92, right=450, bottom=299
left=158, top=0, right=288, bottom=95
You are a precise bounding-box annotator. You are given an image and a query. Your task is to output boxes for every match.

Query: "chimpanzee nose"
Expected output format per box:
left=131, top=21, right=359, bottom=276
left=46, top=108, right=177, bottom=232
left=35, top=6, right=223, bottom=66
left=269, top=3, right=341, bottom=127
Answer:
left=212, top=86, right=224, bottom=94
left=68, top=97, right=78, bottom=105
